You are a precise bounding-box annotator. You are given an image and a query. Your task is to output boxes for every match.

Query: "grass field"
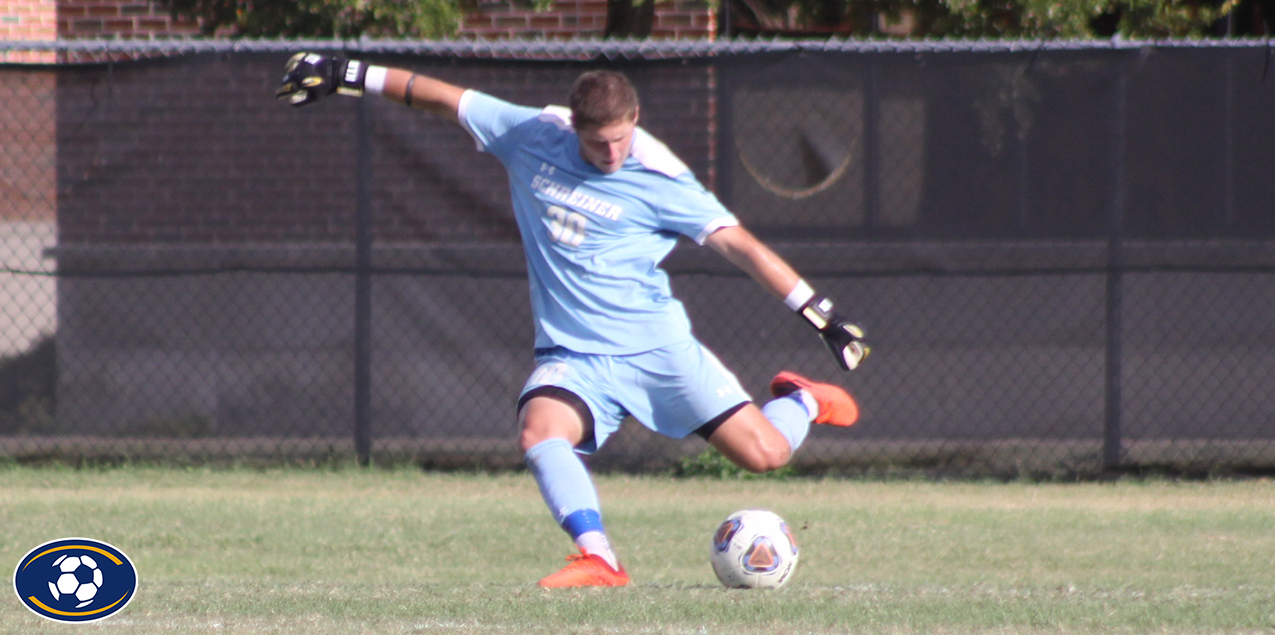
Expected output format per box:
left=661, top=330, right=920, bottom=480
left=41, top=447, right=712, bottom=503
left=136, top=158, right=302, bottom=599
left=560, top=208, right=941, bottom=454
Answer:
left=1, top=466, right=1273, bottom=634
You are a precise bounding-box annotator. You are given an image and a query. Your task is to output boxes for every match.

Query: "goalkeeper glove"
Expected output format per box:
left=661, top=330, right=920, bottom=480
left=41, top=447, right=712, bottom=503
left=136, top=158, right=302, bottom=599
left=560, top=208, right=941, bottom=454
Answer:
left=797, top=295, right=869, bottom=371
left=275, top=52, right=369, bottom=107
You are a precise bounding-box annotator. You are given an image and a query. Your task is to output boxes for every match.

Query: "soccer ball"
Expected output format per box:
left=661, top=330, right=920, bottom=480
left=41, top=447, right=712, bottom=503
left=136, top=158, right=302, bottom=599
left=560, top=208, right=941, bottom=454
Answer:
left=49, top=554, right=103, bottom=608
left=710, top=509, right=799, bottom=589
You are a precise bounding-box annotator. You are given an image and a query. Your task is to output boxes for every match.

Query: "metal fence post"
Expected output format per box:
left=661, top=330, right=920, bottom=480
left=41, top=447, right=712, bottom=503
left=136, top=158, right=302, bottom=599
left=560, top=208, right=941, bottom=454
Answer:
left=1103, top=57, right=1129, bottom=472
left=354, top=96, right=374, bottom=467
left=715, top=62, right=734, bottom=209
left=863, top=59, right=881, bottom=229
left=1224, top=53, right=1236, bottom=230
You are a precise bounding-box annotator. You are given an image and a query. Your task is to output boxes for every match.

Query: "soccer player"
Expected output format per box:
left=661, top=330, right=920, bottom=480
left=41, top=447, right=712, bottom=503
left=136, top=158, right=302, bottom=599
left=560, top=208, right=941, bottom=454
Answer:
left=277, top=53, right=869, bottom=588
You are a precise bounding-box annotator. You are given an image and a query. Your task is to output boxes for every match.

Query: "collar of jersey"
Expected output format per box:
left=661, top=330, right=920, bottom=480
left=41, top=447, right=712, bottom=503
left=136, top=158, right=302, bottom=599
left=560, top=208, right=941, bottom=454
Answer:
left=538, top=106, right=690, bottom=179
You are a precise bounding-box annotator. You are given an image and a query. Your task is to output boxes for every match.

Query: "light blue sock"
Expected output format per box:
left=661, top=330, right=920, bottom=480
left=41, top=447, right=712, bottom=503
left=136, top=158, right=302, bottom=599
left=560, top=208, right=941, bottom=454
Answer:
left=524, top=438, right=604, bottom=539
left=762, top=394, right=812, bottom=452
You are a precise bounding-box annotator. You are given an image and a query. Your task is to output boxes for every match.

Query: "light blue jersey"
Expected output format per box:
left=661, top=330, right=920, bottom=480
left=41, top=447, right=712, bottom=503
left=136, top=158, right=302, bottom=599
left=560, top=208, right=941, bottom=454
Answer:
left=459, top=90, right=739, bottom=355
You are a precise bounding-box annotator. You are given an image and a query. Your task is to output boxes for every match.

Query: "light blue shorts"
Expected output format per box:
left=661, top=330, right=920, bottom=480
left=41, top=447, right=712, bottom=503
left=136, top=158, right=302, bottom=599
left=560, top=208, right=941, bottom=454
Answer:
left=519, top=340, right=753, bottom=454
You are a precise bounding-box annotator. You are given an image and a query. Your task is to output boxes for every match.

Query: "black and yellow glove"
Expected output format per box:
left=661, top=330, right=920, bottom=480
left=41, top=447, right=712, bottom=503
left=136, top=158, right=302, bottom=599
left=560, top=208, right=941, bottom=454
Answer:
left=275, top=52, right=369, bottom=107
left=797, top=295, right=869, bottom=371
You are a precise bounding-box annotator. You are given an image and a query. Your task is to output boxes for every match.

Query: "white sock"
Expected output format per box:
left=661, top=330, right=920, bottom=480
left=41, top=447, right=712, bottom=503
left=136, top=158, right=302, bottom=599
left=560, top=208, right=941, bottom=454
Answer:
left=762, top=393, right=812, bottom=451
left=797, top=389, right=820, bottom=421
left=575, top=531, right=619, bottom=570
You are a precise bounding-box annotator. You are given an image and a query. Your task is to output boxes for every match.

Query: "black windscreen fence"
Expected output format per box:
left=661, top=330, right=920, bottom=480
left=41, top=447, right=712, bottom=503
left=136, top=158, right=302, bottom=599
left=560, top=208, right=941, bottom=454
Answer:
left=1, top=40, right=1272, bottom=475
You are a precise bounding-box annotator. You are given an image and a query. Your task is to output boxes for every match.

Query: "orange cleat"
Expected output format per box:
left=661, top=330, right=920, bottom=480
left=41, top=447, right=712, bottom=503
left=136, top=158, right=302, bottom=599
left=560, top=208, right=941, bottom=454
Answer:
left=769, top=371, right=859, bottom=427
left=537, top=551, right=630, bottom=588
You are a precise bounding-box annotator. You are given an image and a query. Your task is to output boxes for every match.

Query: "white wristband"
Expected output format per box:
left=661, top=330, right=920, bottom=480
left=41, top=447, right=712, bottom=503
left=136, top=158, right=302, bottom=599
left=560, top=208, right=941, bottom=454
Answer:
left=364, top=65, right=389, bottom=96
left=783, top=280, right=815, bottom=311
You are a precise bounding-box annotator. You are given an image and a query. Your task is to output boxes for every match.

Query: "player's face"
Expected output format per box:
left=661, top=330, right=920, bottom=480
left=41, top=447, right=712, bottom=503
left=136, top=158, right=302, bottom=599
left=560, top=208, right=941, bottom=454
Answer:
left=577, top=114, right=637, bottom=174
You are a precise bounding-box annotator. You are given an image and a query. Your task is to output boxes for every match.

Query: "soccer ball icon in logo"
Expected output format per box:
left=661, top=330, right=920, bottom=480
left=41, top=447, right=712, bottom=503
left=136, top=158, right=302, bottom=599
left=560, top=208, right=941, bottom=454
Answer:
left=50, top=554, right=103, bottom=607
left=710, top=509, right=799, bottom=589
left=13, top=538, right=137, bottom=623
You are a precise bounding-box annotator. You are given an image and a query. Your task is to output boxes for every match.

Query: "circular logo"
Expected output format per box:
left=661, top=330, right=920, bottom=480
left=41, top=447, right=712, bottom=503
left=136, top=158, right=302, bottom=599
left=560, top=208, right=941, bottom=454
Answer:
left=13, top=538, right=137, bottom=623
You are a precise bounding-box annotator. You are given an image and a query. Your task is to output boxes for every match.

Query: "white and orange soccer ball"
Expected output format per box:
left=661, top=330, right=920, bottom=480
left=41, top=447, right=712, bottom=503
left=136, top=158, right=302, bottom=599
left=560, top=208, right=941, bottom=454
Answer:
left=709, top=509, right=799, bottom=589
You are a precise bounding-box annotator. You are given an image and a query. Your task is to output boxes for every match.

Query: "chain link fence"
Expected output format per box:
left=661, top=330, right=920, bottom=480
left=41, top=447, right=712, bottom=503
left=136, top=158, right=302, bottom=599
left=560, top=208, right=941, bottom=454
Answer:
left=1, top=39, right=1273, bottom=475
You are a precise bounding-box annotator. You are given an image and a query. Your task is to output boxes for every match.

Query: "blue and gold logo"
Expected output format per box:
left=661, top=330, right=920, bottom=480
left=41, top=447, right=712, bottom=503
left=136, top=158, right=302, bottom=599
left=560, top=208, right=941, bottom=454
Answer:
left=13, top=538, right=137, bottom=623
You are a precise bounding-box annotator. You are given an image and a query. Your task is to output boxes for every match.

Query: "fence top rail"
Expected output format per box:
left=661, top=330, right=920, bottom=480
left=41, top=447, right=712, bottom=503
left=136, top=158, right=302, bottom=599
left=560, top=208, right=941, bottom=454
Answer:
left=2, top=37, right=1273, bottom=61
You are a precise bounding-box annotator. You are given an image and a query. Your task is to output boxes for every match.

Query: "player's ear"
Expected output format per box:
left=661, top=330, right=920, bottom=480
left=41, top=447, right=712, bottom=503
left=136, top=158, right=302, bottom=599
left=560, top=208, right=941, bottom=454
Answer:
left=631, top=106, right=640, bottom=126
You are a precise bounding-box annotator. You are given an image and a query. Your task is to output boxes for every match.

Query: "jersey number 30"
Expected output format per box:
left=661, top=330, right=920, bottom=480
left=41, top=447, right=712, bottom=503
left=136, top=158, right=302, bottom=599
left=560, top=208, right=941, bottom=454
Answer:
left=547, top=205, right=587, bottom=248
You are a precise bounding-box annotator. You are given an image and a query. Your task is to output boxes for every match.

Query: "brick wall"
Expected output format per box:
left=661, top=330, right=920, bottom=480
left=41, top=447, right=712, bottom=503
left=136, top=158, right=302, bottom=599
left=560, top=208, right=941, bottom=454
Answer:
left=57, top=0, right=199, bottom=38
left=0, top=0, right=717, bottom=44
left=1, top=0, right=56, bottom=39
left=0, top=70, right=56, bottom=221
left=458, top=0, right=715, bottom=39
left=649, top=0, right=714, bottom=38
left=460, top=0, right=607, bottom=39
left=1, top=0, right=56, bottom=62
left=1, top=1, right=203, bottom=63
left=0, top=1, right=57, bottom=214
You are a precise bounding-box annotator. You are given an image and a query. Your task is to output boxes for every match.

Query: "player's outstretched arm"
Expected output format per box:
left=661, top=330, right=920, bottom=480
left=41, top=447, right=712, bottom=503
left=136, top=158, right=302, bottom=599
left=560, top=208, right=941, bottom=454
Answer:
left=275, top=52, right=465, bottom=122
left=705, top=225, right=869, bottom=371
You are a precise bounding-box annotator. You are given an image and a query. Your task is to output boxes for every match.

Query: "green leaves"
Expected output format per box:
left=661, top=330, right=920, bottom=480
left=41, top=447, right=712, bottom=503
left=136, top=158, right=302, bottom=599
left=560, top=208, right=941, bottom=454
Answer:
left=159, top=0, right=463, bottom=38
left=737, top=0, right=1233, bottom=38
left=161, top=0, right=1231, bottom=39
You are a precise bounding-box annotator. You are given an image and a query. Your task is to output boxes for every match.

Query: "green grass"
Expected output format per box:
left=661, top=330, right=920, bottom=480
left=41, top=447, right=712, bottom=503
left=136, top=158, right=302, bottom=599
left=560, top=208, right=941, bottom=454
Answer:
left=1, top=466, right=1273, bottom=634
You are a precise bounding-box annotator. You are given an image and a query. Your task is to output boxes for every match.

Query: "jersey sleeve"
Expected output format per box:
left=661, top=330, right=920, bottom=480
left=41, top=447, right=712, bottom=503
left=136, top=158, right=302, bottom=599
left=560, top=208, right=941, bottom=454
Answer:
left=629, top=128, right=739, bottom=244
left=656, top=174, right=740, bottom=245
left=457, top=90, right=542, bottom=153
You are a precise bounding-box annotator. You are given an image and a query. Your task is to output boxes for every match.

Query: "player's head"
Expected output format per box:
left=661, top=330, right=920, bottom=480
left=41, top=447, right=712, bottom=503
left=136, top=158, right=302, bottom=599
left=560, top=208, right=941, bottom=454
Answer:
left=570, top=71, right=640, bottom=174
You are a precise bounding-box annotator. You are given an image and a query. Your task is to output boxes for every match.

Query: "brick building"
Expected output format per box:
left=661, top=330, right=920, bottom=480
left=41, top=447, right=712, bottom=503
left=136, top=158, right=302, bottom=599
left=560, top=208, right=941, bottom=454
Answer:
left=0, top=0, right=716, bottom=42
left=459, top=0, right=715, bottom=39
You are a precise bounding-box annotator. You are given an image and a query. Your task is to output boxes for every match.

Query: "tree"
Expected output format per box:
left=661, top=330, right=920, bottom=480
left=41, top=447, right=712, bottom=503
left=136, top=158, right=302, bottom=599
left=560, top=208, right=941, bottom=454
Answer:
left=161, top=0, right=1241, bottom=39
left=158, top=0, right=463, bottom=38
left=726, top=0, right=1239, bottom=38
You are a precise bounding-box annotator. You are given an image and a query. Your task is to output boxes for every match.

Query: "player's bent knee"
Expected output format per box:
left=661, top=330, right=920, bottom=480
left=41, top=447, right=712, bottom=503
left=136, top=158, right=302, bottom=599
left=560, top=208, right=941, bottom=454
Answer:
left=519, top=418, right=578, bottom=453
left=517, top=395, right=588, bottom=452
left=706, top=405, right=793, bottom=473
left=751, top=445, right=793, bottom=473
left=717, top=440, right=791, bottom=474
left=737, top=455, right=788, bottom=474
left=518, top=427, right=549, bottom=454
